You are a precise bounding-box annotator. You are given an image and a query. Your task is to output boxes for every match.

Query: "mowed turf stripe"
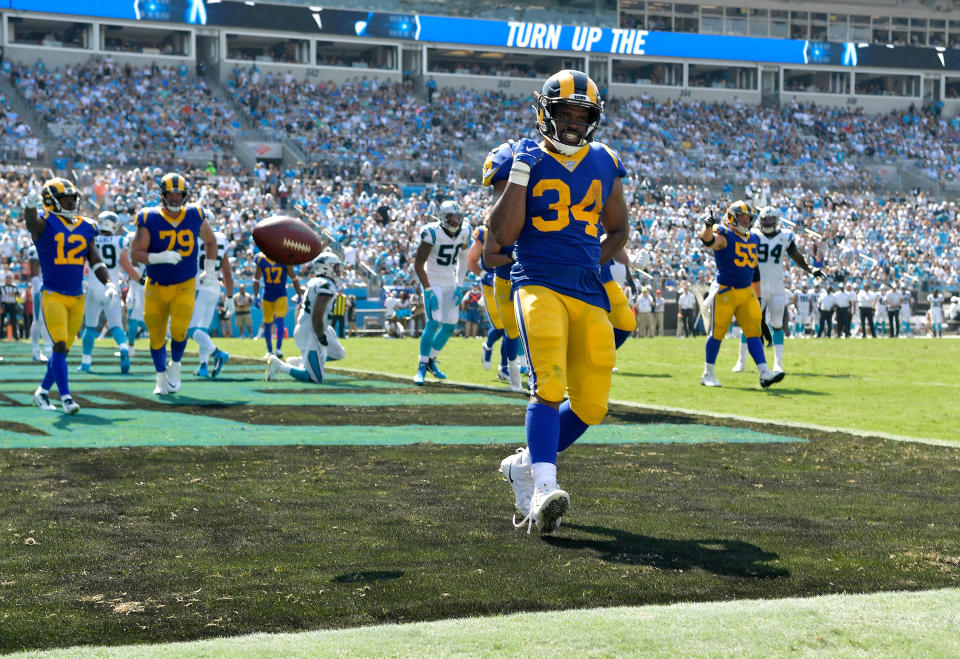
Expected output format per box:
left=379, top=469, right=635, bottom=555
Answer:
left=0, top=419, right=802, bottom=448
left=16, top=588, right=959, bottom=658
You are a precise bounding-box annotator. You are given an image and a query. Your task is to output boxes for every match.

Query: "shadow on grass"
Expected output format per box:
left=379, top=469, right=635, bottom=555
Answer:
left=331, top=570, right=405, bottom=583
left=545, top=524, right=789, bottom=579
left=613, top=373, right=671, bottom=378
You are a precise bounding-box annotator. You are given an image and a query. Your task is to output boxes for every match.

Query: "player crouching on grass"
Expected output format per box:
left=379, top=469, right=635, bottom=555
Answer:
left=265, top=253, right=345, bottom=384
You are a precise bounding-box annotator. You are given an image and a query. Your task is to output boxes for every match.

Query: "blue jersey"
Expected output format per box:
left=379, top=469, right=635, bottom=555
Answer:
left=33, top=212, right=98, bottom=296
left=712, top=224, right=760, bottom=289
left=483, top=139, right=626, bottom=309
left=472, top=225, right=495, bottom=287
left=136, top=204, right=207, bottom=285
left=599, top=260, right=614, bottom=284
left=256, top=255, right=288, bottom=301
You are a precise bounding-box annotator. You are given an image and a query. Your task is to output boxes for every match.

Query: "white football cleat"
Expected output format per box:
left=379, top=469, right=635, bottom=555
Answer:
left=265, top=354, right=284, bottom=381
left=731, top=360, right=746, bottom=373
left=33, top=388, right=56, bottom=411
left=166, top=361, right=182, bottom=393
left=772, top=362, right=784, bottom=374
left=32, top=352, right=48, bottom=363
left=759, top=367, right=786, bottom=389
left=153, top=371, right=170, bottom=396
left=60, top=396, right=80, bottom=415
left=285, top=355, right=302, bottom=367
left=508, top=360, right=523, bottom=393
left=480, top=342, right=493, bottom=370
left=528, top=485, right=570, bottom=535
left=500, top=448, right=534, bottom=521
left=700, top=371, right=722, bottom=387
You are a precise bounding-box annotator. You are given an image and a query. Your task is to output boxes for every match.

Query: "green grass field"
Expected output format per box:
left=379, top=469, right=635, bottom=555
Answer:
left=1, top=334, right=958, bottom=656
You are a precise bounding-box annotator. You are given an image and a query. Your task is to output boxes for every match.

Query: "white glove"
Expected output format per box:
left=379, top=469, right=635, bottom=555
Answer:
left=197, top=260, right=216, bottom=285
left=103, top=281, right=119, bottom=304
left=148, top=251, right=182, bottom=266
left=22, top=190, right=41, bottom=210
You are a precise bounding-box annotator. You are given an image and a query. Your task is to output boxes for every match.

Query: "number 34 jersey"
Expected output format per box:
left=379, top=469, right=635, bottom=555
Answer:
left=419, top=221, right=470, bottom=288
left=483, top=139, right=626, bottom=309
left=752, top=228, right=796, bottom=296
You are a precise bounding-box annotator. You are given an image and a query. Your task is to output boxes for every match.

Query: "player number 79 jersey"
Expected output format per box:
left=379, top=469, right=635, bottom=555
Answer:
left=296, top=275, right=337, bottom=336
left=420, top=221, right=470, bottom=288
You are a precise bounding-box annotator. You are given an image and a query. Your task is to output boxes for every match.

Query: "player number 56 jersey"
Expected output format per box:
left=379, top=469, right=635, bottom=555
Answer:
left=296, top=275, right=337, bottom=336
left=420, top=221, right=470, bottom=287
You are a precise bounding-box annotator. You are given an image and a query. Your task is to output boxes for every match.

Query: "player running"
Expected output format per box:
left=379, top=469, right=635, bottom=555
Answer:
left=77, top=211, right=140, bottom=374
left=188, top=227, right=234, bottom=377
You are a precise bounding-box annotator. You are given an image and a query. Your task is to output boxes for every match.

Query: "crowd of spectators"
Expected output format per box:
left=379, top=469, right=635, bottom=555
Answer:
left=10, top=58, right=237, bottom=169
left=1, top=71, right=960, bottom=326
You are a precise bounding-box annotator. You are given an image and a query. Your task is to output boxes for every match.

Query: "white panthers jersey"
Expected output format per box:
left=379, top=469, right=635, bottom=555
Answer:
left=90, top=234, right=128, bottom=285
left=753, top=228, right=795, bottom=294
left=928, top=293, right=944, bottom=310
left=197, top=231, right=228, bottom=290
left=609, top=261, right=628, bottom=286
left=795, top=290, right=812, bottom=315
left=296, top=275, right=337, bottom=337
left=420, top=221, right=470, bottom=288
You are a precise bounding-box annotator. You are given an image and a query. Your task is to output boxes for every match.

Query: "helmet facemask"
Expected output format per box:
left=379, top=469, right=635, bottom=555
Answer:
left=535, top=95, right=603, bottom=156
left=758, top=207, right=780, bottom=236
left=41, top=178, right=81, bottom=219
left=435, top=200, right=462, bottom=234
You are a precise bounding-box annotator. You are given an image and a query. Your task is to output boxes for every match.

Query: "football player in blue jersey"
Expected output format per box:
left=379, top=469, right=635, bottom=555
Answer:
left=699, top=201, right=785, bottom=389
left=130, top=173, right=218, bottom=395
left=466, top=223, right=508, bottom=375
left=479, top=226, right=524, bottom=392
left=23, top=178, right=120, bottom=414
left=253, top=253, right=302, bottom=360
left=486, top=70, right=629, bottom=534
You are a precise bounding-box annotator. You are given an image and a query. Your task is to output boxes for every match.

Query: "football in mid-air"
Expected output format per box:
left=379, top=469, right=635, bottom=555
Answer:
left=252, top=215, right=323, bottom=265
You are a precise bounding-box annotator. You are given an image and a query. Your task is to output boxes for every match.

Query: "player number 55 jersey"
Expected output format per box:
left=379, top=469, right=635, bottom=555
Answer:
left=296, top=275, right=337, bottom=335
left=420, top=221, right=470, bottom=287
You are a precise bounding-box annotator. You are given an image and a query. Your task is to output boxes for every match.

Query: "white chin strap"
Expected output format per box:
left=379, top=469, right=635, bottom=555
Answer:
left=545, top=135, right=583, bottom=156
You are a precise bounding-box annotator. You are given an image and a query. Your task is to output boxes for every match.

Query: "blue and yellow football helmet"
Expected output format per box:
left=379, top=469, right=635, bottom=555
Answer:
left=534, top=69, right=604, bottom=156
left=40, top=177, right=81, bottom=218
left=159, top=172, right=188, bottom=212
left=724, top=200, right=756, bottom=238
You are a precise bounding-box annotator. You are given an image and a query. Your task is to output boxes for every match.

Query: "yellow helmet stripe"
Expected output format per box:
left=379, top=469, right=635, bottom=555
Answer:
left=557, top=70, right=575, bottom=99
left=585, top=76, right=599, bottom=104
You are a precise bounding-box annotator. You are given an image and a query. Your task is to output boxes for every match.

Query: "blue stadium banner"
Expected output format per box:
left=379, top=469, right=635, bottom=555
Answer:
left=10, top=0, right=960, bottom=71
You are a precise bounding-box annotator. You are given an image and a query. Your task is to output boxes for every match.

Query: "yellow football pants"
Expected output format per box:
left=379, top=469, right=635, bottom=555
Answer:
left=516, top=285, right=615, bottom=425
left=42, top=291, right=85, bottom=349
left=605, top=280, right=637, bottom=332
left=710, top=285, right=762, bottom=341
left=482, top=283, right=502, bottom=330
left=262, top=296, right=288, bottom=324
left=144, top=278, right=196, bottom=349
left=494, top=276, right=519, bottom=340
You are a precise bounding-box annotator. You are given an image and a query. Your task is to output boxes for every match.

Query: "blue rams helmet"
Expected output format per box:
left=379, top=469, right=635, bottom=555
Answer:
left=40, top=177, right=81, bottom=218
left=159, top=173, right=188, bottom=213
left=534, top=69, right=604, bottom=156
left=435, top=200, right=462, bottom=234
left=724, top=200, right=756, bottom=239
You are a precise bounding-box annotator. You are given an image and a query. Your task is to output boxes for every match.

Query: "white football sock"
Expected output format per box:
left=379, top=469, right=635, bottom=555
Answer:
left=193, top=329, right=216, bottom=361
left=531, top=462, right=558, bottom=492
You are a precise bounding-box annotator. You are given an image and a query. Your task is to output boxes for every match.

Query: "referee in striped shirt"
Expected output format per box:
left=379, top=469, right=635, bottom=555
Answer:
left=1, top=272, right=22, bottom=340
left=331, top=291, right=347, bottom=338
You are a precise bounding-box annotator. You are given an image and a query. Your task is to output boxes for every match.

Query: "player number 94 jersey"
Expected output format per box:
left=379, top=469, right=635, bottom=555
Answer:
left=753, top=228, right=795, bottom=294
left=296, top=275, right=337, bottom=336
